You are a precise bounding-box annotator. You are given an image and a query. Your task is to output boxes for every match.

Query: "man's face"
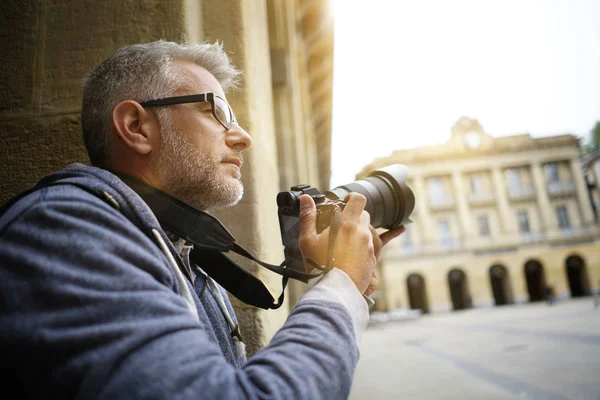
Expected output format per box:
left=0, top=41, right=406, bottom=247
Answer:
left=151, top=60, right=252, bottom=211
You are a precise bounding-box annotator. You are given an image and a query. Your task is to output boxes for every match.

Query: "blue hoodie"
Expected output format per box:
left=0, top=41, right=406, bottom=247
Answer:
left=0, top=164, right=368, bottom=399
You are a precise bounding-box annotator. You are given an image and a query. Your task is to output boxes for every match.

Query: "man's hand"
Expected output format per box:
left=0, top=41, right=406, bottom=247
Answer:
left=298, top=193, right=375, bottom=293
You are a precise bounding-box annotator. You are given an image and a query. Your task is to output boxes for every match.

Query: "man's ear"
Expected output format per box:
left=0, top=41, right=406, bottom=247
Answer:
left=112, top=100, right=159, bottom=155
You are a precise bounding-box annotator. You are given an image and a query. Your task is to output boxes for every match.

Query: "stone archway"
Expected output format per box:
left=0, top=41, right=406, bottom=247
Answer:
left=447, top=268, right=472, bottom=310
left=406, top=273, right=429, bottom=313
left=524, top=259, right=546, bottom=302
left=565, top=255, right=591, bottom=297
left=489, top=264, right=514, bottom=306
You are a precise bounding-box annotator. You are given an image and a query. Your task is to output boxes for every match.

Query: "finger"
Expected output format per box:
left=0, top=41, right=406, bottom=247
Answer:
left=379, top=225, right=406, bottom=246
left=370, top=225, right=384, bottom=259
left=364, top=274, right=378, bottom=297
left=298, top=195, right=317, bottom=238
left=341, top=193, right=367, bottom=222
left=359, top=209, right=371, bottom=227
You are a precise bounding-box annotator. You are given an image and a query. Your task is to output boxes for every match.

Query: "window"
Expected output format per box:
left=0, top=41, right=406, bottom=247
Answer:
left=556, top=205, right=571, bottom=230
left=470, top=174, right=484, bottom=195
left=506, top=168, right=522, bottom=195
left=545, top=163, right=560, bottom=184
left=477, top=215, right=491, bottom=237
left=428, top=178, right=446, bottom=205
left=517, top=210, right=532, bottom=242
left=517, top=210, right=531, bottom=234
left=438, top=220, right=453, bottom=249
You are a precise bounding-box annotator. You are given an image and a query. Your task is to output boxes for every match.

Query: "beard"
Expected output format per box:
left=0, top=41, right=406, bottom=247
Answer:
left=151, top=121, right=244, bottom=212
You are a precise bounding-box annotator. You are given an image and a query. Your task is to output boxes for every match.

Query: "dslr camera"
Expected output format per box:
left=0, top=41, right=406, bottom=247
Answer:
left=277, top=164, right=415, bottom=273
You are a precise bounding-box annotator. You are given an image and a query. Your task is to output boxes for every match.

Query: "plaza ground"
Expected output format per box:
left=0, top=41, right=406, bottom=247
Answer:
left=351, top=298, right=600, bottom=400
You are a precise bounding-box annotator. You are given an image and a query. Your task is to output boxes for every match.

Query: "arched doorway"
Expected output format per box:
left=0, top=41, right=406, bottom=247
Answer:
left=565, top=255, right=591, bottom=297
left=489, top=264, right=514, bottom=306
left=524, top=259, right=545, bottom=302
left=406, top=273, right=429, bottom=313
left=447, top=268, right=472, bottom=310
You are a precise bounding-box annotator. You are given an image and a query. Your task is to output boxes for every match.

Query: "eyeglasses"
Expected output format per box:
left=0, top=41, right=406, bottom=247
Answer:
left=139, top=93, right=237, bottom=130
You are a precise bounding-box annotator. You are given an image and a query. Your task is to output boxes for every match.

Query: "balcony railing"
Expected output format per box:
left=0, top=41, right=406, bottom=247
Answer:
left=381, top=226, right=598, bottom=260
left=508, top=185, right=536, bottom=201
left=519, top=231, right=545, bottom=243
left=547, top=181, right=575, bottom=197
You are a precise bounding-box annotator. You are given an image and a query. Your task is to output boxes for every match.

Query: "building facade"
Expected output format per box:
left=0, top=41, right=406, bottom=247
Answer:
left=360, top=117, right=600, bottom=313
left=582, top=150, right=600, bottom=222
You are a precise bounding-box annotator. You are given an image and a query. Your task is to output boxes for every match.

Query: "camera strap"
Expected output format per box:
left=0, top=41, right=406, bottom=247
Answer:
left=119, top=175, right=321, bottom=310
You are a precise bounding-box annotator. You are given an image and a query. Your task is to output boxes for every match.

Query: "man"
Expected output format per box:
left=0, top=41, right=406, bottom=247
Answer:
left=0, top=41, right=403, bottom=399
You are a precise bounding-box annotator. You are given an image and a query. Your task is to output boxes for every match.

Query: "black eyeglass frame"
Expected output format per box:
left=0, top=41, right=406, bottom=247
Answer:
left=139, top=93, right=237, bottom=130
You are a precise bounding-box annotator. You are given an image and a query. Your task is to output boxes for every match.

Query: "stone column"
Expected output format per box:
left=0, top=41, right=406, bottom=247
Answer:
left=266, top=0, right=329, bottom=309
left=531, top=162, right=555, bottom=232
left=412, top=174, right=436, bottom=250
left=569, top=158, right=596, bottom=226
left=451, top=169, right=473, bottom=239
left=204, top=0, right=291, bottom=354
left=491, top=167, right=518, bottom=234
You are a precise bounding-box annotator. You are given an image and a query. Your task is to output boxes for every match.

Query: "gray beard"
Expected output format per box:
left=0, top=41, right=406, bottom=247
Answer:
left=152, top=126, right=244, bottom=211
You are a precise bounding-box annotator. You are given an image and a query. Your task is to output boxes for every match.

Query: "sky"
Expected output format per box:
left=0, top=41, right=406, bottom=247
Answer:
left=329, top=0, right=600, bottom=187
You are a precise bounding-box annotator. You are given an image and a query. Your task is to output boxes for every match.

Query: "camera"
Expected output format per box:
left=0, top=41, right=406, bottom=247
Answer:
left=277, top=164, right=415, bottom=273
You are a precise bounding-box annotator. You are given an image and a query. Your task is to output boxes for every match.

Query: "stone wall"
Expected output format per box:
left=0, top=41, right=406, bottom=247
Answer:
left=1, top=0, right=187, bottom=204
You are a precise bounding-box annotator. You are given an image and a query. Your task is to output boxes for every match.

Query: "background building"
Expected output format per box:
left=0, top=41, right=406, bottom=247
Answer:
left=360, top=117, right=600, bottom=313
left=582, top=150, right=600, bottom=222
left=0, top=0, right=334, bottom=355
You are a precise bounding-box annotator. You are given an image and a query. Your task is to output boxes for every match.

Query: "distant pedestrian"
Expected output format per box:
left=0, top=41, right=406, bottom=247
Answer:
left=594, top=280, right=600, bottom=309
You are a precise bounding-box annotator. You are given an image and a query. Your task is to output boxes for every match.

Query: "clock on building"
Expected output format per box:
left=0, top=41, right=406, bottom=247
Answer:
left=465, top=131, right=481, bottom=149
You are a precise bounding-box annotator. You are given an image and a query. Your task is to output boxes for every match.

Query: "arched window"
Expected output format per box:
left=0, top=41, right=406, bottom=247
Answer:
left=565, top=255, right=591, bottom=297
left=523, top=259, right=545, bottom=302
left=489, top=264, right=514, bottom=305
left=447, top=268, right=472, bottom=310
left=406, top=273, right=429, bottom=313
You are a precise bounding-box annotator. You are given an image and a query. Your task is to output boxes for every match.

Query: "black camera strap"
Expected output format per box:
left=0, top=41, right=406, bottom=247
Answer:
left=119, top=175, right=321, bottom=310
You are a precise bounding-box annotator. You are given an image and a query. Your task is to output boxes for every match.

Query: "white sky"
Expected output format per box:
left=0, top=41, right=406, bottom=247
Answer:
left=330, top=0, right=600, bottom=187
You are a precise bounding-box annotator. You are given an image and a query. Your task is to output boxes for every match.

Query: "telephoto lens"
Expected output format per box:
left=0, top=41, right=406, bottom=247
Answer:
left=325, top=164, right=414, bottom=229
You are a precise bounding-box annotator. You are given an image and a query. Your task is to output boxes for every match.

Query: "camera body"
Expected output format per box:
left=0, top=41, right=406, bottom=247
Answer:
left=277, top=184, right=344, bottom=273
left=277, top=164, right=415, bottom=274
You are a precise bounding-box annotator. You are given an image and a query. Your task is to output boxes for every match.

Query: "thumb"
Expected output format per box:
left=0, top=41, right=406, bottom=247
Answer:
left=298, top=194, right=317, bottom=237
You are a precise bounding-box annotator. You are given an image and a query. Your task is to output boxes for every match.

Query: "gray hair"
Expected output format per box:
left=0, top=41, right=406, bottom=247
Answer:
left=81, top=40, right=241, bottom=167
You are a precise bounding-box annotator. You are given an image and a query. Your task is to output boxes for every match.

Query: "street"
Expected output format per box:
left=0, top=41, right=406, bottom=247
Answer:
left=351, top=298, right=600, bottom=400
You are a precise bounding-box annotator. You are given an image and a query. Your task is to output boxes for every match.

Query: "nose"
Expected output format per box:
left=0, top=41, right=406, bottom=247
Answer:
left=226, top=123, right=252, bottom=152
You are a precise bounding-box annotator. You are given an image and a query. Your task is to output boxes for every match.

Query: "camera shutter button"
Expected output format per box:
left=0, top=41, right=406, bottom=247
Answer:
left=313, top=194, right=326, bottom=204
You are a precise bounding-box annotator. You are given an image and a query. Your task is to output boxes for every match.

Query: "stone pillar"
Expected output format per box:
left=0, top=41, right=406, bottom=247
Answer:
left=412, top=174, right=436, bottom=249
left=491, top=167, right=518, bottom=234
left=267, top=0, right=300, bottom=190
left=266, top=0, right=327, bottom=308
left=569, top=158, right=596, bottom=226
left=204, top=0, right=291, bottom=354
left=531, top=162, right=555, bottom=232
left=451, top=168, right=473, bottom=239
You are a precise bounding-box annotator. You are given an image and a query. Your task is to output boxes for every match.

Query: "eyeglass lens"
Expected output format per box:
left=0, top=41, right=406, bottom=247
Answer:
left=213, top=96, right=233, bottom=129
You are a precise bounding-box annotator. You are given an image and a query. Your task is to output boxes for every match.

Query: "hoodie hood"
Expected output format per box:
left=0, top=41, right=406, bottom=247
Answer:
left=36, top=163, right=162, bottom=235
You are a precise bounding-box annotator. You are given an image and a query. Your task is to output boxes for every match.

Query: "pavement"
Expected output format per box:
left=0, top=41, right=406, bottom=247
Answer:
left=350, top=298, right=600, bottom=400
